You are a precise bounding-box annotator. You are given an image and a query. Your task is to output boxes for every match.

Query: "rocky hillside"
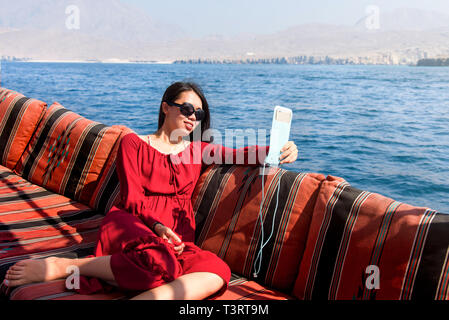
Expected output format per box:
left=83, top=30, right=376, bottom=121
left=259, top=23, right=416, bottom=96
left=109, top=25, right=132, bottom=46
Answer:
left=1, top=2, right=449, bottom=65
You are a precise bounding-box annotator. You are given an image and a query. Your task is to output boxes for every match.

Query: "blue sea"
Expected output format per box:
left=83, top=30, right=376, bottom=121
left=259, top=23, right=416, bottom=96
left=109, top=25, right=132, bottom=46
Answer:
left=1, top=62, right=448, bottom=213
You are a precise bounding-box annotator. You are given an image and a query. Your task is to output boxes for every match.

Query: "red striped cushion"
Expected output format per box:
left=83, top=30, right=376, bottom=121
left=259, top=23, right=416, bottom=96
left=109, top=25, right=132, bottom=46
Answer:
left=0, top=88, right=47, bottom=170
left=192, top=164, right=325, bottom=293
left=88, top=126, right=134, bottom=214
left=0, top=165, right=102, bottom=252
left=212, top=273, right=293, bottom=300
left=0, top=165, right=102, bottom=296
left=293, top=175, right=449, bottom=300
left=5, top=272, right=291, bottom=300
left=7, top=280, right=127, bottom=300
left=14, top=102, right=125, bottom=210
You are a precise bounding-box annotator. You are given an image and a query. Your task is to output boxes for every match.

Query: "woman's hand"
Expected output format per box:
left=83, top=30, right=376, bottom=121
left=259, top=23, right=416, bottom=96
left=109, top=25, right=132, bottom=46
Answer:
left=153, top=223, right=185, bottom=256
left=280, top=141, right=299, bottom=164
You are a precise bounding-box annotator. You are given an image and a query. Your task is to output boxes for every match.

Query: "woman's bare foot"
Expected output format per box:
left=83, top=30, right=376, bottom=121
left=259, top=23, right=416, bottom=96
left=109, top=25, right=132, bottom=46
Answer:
left=3, top=257, right=73, bottom=287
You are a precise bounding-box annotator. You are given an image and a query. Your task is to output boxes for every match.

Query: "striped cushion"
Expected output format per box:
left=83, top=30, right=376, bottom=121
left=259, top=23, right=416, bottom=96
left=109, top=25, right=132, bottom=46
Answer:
left=5, top=272, right=291, bottom=300
left=212, top=273, right=293, bottom=300
left=0, top=165, right=103, bottom=294
left=6, top=280, right=128, bottom=300
left=192, top=164, right=325, bottom=292
left=0, top=88, right=47, bottom=170
left=14, top=102, right=125, bottom=211
left=293, top=175, right=449, bottom=300
left=88, top=126, right=134, bottom=214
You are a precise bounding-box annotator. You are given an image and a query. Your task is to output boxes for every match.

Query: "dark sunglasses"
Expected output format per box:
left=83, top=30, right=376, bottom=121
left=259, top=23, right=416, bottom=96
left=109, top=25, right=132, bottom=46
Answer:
left=165, top=101, right=205, bottom=121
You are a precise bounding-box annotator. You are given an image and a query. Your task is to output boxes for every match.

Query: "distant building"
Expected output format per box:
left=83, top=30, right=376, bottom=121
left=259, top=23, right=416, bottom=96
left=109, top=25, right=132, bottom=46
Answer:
left=416, top=58, right=449, bottom=66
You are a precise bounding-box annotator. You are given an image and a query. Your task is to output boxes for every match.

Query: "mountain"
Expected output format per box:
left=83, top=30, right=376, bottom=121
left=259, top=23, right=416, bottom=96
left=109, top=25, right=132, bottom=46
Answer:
left=376, top=8, right=449, bottom=31
left=0, top=0, right=186, bottom=44
left=1, top=2, right=449, bottom=64
left=137, top=22, right=449, bottom=63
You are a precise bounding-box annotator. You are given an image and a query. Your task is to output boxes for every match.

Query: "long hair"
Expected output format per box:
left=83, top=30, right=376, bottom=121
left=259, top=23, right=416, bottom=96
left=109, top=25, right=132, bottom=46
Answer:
left=158, top=81, right=212, bottom=142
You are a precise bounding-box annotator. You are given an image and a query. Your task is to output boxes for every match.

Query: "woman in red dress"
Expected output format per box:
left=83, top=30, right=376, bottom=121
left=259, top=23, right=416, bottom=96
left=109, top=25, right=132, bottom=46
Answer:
left=4, top=81, right=298, bottom=299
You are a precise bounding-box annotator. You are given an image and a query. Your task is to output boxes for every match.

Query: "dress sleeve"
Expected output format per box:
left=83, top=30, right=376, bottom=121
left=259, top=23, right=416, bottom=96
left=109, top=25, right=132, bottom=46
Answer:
left=200, top=141, right=269, bottom=167
left=116, top=134, right=160, bottom=228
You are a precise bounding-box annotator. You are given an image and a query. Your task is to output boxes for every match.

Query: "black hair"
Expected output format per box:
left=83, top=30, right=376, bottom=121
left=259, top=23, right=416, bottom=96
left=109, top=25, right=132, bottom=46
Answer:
left=158, top=81, right=212, bottom=142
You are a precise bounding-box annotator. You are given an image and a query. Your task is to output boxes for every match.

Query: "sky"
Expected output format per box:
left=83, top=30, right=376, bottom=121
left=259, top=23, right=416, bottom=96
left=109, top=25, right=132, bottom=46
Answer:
left=121, top=0, right=449, bottom=37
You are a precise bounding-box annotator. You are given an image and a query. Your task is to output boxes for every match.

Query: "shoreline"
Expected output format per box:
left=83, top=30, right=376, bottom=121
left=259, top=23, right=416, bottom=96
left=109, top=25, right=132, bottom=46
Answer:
left=1, top=59, right=175, bottom=64
left=0, top=60, right=417, bottom=66
left=3, top=58, right=447, bottom=67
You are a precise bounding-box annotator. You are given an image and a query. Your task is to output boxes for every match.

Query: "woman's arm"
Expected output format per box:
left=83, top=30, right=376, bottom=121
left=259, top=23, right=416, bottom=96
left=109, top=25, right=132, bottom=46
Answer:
left=200, top=140, right=298, bottom=167
left=200, top=141, right=269, bottom=167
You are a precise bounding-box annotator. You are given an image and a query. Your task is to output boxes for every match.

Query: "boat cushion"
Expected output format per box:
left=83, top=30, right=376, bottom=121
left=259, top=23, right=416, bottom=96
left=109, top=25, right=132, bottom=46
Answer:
left=212, top=273, right=293, bottom=300
left=87, top=126, right=134, bottom=214
left=4, top=272, right=292, bottom=300
left=191, top=164, right=325, bottom=293
left=14, top=102, right=125, bottom=212
left=293, top=175, right=449, bottom=300
left=0, top=88, right=47, bottom=170
left=0, top=164, right=103, bottom=290
left=4, top=279, right=128, bottom=300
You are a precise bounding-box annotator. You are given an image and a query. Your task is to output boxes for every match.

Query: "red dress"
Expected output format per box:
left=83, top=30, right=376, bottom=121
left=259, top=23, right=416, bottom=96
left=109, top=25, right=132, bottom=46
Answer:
left=78, top=132, right=268, bottom=297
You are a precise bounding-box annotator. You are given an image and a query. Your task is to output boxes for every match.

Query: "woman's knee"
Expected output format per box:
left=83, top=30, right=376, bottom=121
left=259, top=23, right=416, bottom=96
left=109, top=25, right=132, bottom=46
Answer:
left=180, top=250, right=231, bottom=285
left=208, top=253, right=231, bottom=284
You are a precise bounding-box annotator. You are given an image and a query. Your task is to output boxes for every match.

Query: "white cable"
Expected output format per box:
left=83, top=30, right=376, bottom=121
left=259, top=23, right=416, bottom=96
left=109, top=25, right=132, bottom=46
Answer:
left=253, top=164, right=266, bottom=278
left=253, top=164, right=282, bottom=278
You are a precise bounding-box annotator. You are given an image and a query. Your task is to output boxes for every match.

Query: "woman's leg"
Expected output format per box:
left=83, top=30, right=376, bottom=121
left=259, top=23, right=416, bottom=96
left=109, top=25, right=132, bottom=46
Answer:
left=4, top=257, right=225, bottom=300
left=130, top=272, right=225, bottom=300
left=4, top=255, right=116, bottom=287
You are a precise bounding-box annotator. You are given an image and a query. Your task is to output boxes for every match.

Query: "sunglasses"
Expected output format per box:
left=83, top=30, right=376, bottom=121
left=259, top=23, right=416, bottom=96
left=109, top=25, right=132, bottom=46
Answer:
left=165, top=101, right=205, bottom=121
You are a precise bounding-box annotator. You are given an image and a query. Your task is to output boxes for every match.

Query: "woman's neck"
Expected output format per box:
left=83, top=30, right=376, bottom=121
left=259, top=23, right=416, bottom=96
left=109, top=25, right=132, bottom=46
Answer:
left=153, top=126, right=184, bottom=145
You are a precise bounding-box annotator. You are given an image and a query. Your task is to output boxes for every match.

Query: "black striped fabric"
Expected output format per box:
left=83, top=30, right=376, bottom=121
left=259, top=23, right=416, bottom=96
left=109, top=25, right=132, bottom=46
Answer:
left=0, top=88, right=47, bottom=169
left=62, top=123, right=108, bottom=200
left=192, top=164, right=325, bottom=292
left=0, top=165, right=103, bottom=298
left=0, top=96, right=29, bottom=162
left=309, top=185, right=366, bottom=300
left=19, top=107, right=71, bottom=180
left=410, top=213, right=449, bottom=299
left=294, top=175, right=449, bottom=300
left=88, top=126, right=134, bottom=214
left=14, top=103, right=124, bottom=210
left=91, top=161, right=121, bottom=214
left=194, top=165, right=236, bottom=242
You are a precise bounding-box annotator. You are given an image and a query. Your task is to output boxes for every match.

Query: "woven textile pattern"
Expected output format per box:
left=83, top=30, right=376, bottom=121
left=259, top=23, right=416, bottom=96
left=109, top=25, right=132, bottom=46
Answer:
left=293, top=175, right=449, bottom=300
left=14, top=102, right=124, bottom=210
left=0, top=165, right=103, bottom=298
left=192, top=164, right=325, bottom=293
left=0, top=88, right=47, bottom=170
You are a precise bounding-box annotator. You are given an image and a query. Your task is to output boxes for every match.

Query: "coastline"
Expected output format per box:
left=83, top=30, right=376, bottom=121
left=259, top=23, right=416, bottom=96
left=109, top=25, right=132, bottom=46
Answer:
left=0, top=54, right=429, bottom=66
left=2, top=56, right=447, bottom=67
left=2, top=59, right=175, bottom=64
left=0, top=59, right=413, bottom=66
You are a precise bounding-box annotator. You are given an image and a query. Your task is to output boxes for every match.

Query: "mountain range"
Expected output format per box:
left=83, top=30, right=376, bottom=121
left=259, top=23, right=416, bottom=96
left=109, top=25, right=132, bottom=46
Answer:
left=1, top=1, right=449, bottom=64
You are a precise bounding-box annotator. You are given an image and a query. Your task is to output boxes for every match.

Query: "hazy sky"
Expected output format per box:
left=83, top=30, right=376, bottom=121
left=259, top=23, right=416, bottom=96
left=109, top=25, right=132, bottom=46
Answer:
left=121, top=0, right=449, bottom=37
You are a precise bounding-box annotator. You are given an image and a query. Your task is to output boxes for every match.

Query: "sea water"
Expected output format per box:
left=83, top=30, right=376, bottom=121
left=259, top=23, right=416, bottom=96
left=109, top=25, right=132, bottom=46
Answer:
left=2, top=62, right=448, bottom=213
